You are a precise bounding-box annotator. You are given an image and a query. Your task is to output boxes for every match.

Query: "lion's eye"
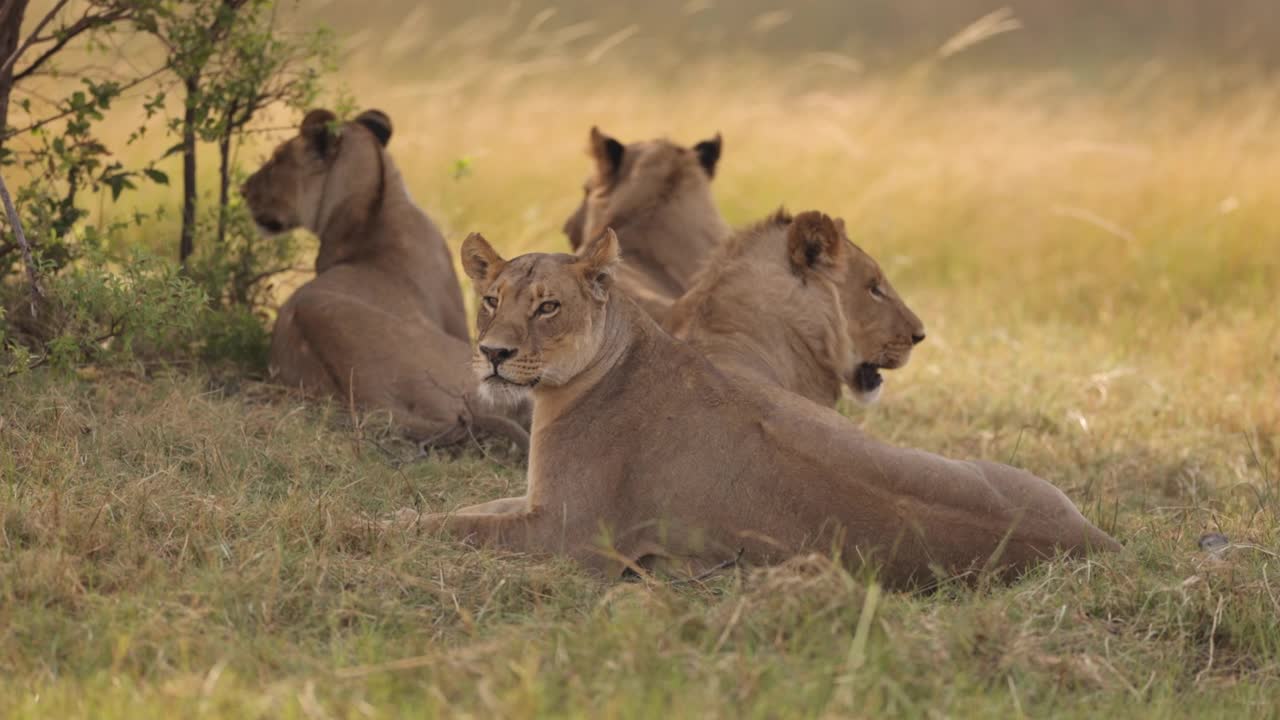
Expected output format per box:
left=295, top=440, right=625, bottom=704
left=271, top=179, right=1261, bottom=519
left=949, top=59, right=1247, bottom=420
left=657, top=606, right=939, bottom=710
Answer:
left=482, top=296, right=499, bottom=311
left=869, top=285, right=886, bottom=301
left=537, top=300, right=561, bottom=317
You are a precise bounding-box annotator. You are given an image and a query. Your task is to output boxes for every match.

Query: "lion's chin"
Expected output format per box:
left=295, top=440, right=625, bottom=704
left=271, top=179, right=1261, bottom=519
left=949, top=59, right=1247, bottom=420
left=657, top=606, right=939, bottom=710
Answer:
left=848, top=363, right=884, bottom=405
left=252, top=215, right=295, bottom=237
left=477, top=375, right=536, bottom=408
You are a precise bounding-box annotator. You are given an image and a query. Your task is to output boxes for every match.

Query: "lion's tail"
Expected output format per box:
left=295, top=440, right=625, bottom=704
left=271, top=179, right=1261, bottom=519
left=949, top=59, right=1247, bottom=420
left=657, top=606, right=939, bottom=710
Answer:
left=1082, top=520, right=1123, bottom=554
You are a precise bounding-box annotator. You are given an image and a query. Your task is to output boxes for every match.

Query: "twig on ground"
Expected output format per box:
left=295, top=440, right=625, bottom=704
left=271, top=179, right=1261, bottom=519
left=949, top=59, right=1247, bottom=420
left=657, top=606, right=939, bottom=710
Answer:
left=1263, top=564, right=1280, bottom=617
left=346, top=367, right=362, bottom=459
left=3, top=352, right=46, bottom=377
left=1195, top=594, right=1226, bottom=685
left=672, top=547, right=745, bottom=586
left=463, top=415, right=515, bottom=471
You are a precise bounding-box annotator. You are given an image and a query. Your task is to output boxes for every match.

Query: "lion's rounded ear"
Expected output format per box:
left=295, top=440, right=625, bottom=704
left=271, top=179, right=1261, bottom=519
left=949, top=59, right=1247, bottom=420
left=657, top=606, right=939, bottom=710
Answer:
left=694, top=133, right=722, bottom=178
left=787, top=211, right=844, bottom=279
left=589, top=126, right=625, bottom=179
left=577, top=227, right=621, bottom=301
left=355, top=109, right=392, bottom=147
left=461, top=232, right=506, bottom=286
left=301, top=108, right=339, bottom=158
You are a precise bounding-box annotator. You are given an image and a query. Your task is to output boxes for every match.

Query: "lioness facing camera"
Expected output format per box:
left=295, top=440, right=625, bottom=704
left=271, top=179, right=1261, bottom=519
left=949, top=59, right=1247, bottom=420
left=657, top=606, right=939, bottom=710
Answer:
left=404, top=229, right=1119, bottom=588
left=241, top=109, right=527, bottom=452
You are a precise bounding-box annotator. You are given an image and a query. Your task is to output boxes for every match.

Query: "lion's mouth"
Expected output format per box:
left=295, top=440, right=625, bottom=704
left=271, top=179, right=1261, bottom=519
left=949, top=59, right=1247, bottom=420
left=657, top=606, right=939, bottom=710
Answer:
left=852, top=363, right=883, bottom=394
left=484, top=373, right=539, bottom=389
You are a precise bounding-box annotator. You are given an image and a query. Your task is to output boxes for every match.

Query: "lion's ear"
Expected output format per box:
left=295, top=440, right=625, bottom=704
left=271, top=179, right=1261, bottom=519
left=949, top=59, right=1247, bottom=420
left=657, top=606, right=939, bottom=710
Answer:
left=461, top=232, right=506, bottom=287
left=589, top=126, right=624, bottom=179
left=301, top=108, right=339, bottom=158
left=787, top=211, right=844, bottom=279
left=694, top=133, right=722, bottom=178
left=355, top=109, right=392, bottom=147
left=577, top=227, right=621, bottom=301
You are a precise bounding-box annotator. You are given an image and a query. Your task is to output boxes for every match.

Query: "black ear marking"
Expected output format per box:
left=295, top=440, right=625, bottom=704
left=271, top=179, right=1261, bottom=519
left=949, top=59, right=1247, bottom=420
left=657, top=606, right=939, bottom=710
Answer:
left=312, top=131, right=332, bottom=157
left=594, top=271, right=613, bottom=293
left=355, top=109, right=393, bottom=147
left=602, top=137, right=624, bottom=172
left=301, top=108, right=338, bottom=158
left=786, top=210, right=842, bottom=278
left=694, top=133, right=722, bottom=177
left=590, top=126, right=625, bottom=176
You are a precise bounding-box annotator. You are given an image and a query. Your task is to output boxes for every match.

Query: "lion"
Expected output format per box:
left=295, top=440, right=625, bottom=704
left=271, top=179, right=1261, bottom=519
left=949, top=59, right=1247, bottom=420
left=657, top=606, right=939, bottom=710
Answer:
left=561, top=127, right=730, bottom=324
left=398, top=228, right=1121, bottom=589
left=667, top=209, right=926, bottom=406
left=240, top=108, right=528, bottom=453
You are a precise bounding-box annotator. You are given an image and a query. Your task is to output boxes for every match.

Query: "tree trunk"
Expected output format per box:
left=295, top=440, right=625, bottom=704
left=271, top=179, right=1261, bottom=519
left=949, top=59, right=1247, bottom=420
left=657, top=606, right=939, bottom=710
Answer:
left=216, top=116, right=232, bottom=248
left=0, top=0, right=30, bottom=150
left=178, top=74, right=198, bottom=265
left=0, top=170, right=45, bottom=318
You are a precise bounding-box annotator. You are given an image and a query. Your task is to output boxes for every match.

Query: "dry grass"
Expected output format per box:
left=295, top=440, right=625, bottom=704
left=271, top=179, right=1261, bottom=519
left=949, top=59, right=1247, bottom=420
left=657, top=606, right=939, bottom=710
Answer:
left=3, top=6, right=1280, bottom=717
left=1, top=369, right=1277, bottom=717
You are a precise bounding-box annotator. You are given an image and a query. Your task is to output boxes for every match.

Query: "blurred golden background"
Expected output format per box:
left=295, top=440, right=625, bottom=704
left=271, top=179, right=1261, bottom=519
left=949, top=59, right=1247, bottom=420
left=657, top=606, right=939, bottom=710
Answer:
left=8, top=0, right=1276, bottom=446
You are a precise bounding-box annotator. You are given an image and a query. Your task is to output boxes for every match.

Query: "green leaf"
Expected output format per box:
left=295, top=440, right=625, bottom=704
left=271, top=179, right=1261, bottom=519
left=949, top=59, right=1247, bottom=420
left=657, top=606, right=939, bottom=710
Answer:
left=143, top=168, right=169, bottom=185
left=452, top=157, right=474, bottom=180
left=104, top=174, right=136, bottom=201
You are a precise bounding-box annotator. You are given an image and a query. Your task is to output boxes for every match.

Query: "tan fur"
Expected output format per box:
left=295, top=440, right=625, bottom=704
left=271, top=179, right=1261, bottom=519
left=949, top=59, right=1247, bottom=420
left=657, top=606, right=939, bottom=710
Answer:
left=562, top=127, right=730, bottom=324
left=668, top=209, right=926, bottom=406
left=241, top=109, right=527, bottom=452
left=410, top=232, right=1121, bottom=589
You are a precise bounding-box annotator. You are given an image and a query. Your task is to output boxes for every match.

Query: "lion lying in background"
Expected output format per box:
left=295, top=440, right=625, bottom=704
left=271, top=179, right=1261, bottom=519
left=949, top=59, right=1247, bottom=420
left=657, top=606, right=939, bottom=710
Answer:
left=562, top=127, right=730, bottom=324
left=404, top=230, right=1119, bottom=588
left=668, top=209, right=926, bottom=406
left=240, top=108, right=527, bottom=453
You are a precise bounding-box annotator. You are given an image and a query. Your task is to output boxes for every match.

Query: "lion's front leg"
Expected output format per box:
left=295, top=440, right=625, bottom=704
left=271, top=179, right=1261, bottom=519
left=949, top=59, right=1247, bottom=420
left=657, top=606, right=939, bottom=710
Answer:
left=380, top=495, right=526, bottom=534
left=419, top=506, right=626, bottom=577
left=453, top=496, right=529, bottom=515
left=418, top=509, right=544, bottom=553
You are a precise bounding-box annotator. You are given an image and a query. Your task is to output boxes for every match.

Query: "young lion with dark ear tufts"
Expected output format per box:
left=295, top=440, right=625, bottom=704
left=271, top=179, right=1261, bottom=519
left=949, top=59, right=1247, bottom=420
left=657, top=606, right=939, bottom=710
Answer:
left=668, top=209, right=927, bottom=406
left=240, top=109, right=528, bottom=453
left=562, top=127, right=730, bottom=324
left=405, top=229, right=1120, bottom=589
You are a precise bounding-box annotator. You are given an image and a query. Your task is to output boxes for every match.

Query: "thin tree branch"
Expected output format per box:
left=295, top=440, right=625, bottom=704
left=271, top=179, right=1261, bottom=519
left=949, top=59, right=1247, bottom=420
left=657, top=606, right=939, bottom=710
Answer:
left=0, top=169, right=45, bottom=318
left=1, top=64, right=169, bottom=141
left=0, top=0, right=69, bottom=79
left=238, top=265, right=296, bottom=289
left=4, top=352, right=47, bottom=377
left=12, top=5, right=132, bottom=84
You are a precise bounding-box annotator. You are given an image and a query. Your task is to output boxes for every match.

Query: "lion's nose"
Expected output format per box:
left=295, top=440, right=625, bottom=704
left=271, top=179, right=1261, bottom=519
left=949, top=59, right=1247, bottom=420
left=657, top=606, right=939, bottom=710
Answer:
left=911, top=333, right=926, bottom=345
left=480, top=345, right=517, bottom=367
